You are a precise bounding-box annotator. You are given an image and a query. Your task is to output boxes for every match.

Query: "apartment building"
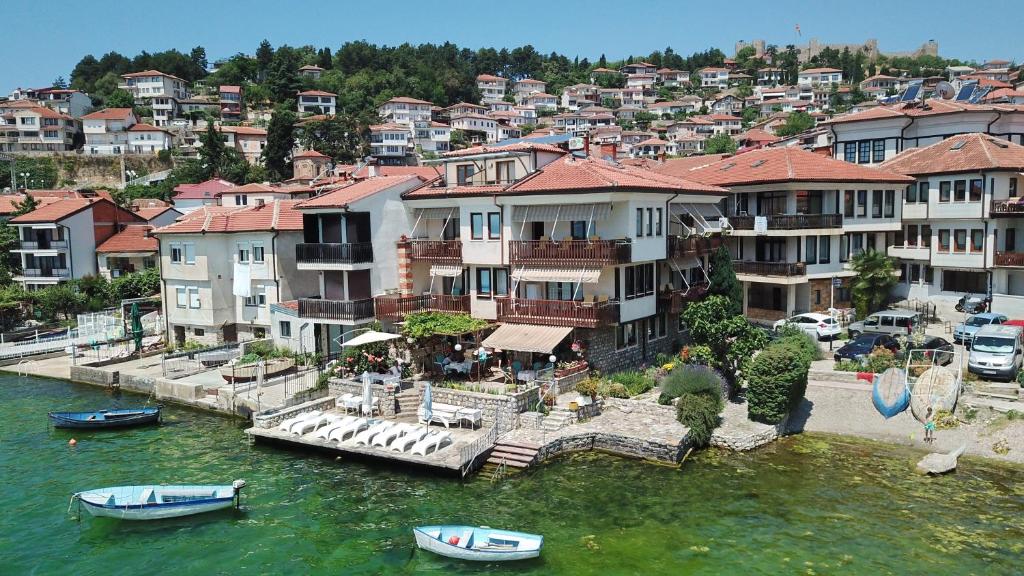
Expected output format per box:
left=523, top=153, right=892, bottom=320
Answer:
left=0, top=102, right=78, bottom=152
left=297, top=90, right=337, bottom=115
left=620, top=62, right=657, bottom=76
left=378, top=97, right=434, bottom=126
left=450, top=114, right=520, bottom=143
left=513, top=78, right=546, bottom=101
left=657, top=68, right=690, bottom=87
left=171, top=178, right=237, bottom=213
left=797, top=67, right=843, bottom=86
left=81, top=108, right=136, bottom=154
left=649, top=100, right=698, bottom=118
left=476, top=74, right=507, bottom=103
left=369, top=123, right=411, bottom=160
left=153, top=201, right=319, bottom=345
left=859, top=74, right=901, bottom=98
left=673, top=147, right=913, bottom=323
left=561, top=83, right=601, bottom=111
left=522, top=92, right=558, bottom=111
left=385, top=143, right=728, bottom=373
left=10, top=197, right=145, bottom=290
left=219, top=85, right=243, bottom=121
left=96, top=225, right=158, bottom=279
left=219, top=125, right=267, bottom=164
left=699, top=67, right=730, bottom=88
left=757, top=68, right=783, bottom=86
left=119, top=70, right=190, bottom=127
left=8, top=87, right=91, bottom=118
left=880, top=133, right=1024, bottom=315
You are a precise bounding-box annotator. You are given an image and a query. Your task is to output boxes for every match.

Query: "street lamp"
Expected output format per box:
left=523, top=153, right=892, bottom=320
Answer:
left=19, top=172, right=30, bottom=190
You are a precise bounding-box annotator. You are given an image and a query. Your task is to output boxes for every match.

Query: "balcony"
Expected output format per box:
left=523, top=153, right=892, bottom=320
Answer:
left=509, top=239, right=631, bottom=266
left=408, top=240, right=462, bottom=263
left=297, top=298, right=375, bottom=322
left=887, top=244, right=931, bottom=261
left=20, top=240, right=68, bottom=250
left=21, top=268, right=70, bottom=278
left=374, top=293, right=471, bottom=321
left=668, top=235, right=723, bottom=259
left=295, top=242, right=373, bottom=266
left=496, top=297, right=619, bottom=329
left=990, top=199, right=1024, bottom=217
left=659, top=284, right=710, bottom=314
left=994, top=251, right=1024, bottom=267
left=733, top=261, right=807, bottom=277
left=730, top=213, right=843, bottom=231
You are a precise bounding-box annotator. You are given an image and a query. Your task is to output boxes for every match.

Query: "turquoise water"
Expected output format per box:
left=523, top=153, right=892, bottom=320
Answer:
left=2, top=375, right=1022, bottom=575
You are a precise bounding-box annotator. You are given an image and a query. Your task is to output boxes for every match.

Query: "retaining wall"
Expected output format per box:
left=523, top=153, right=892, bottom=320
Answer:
left=535, top=431, right=687, bottom=464
left=329, top=381, right=398, bottom=417
left=252, top=396, right=339, bottom=429
left=425, top=386, right=540, bottom=428
left=710, top=416, right=789, bottom=452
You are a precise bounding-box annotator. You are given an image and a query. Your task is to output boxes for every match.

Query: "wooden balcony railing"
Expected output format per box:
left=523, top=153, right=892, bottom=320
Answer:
left=297, top=298, right=375, bottom=321
left=733, top=261, right=807, bottom=276
left=990, top=200, right=1024, bottom=216
left=658, top=284, right=710, bottom=313
left=495, top=297, right=618, bottom=329
left=408, top=239, right=462, bottom=263
left=994, top=251, right=1024, bottom=267
left=730, top=213, right=843, bottom=230
left=668, top=235, right=723, bottom=259
left=296, top=242, right=373, bottom=265
left=509, top=239, right=631, bottom=265
left=373, top=294, right=471, bottom=321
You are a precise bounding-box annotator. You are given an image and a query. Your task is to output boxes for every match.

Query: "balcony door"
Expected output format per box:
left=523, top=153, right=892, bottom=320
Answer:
left=346, top=213, right=371, bottom=243
left=755, top=237, right=787, bottom=263
left=347, top=270, right=371, bottom=300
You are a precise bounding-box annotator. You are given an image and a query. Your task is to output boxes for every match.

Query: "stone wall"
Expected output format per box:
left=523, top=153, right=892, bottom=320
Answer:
left=808, top=277, right=851, bottom=313
left=427, top=387, right=528, bottom=428
left=602, top=396, right=677, bottom=418
left=329, top=380, right=398, bottom=417
left=710, top=416, right=789, bottom=452
left=252, top=396, right=339, bottom=429
left=581, top=320, right=682, bottom=374
left=535, top=432, right=687, bottom=464
left=69, top=365, right=118, bottom=387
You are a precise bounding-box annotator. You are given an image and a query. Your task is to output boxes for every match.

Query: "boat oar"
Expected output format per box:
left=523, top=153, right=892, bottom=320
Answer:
left=67, top=494, right=81, bottom=522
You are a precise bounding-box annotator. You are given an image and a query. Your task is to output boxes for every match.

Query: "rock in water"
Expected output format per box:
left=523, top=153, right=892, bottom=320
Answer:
left=916, top=444, right=967, bottom=475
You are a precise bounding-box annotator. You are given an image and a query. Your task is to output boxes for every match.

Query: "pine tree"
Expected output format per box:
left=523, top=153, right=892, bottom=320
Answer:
left=199, top=122, right=225, bottom=177
left=708, top=245, right=742, bottom=316
left=263, top=105, right=296, bottom=181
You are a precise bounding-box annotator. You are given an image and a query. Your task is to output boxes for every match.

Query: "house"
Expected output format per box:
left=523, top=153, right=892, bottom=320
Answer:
left=291, top=150, right=333, bottom=182
left=947, top=66, right=976, bottom=82
left=215, top=182, right=314, bottom=207
left=702, top=114, right=743, bottom=135
left=657, top=68, right=690, bottom=87
left=118, top=70, right=190, bottom=126
left=513, top=78, right=547, bottom=101
left=126, top=123, right=174, bottom=153
left=880, top=133, right=1024, bottom=316
left=81, top=108, right=137, bottom=154
left=859, top=74, right=901, bottom=98
left=736, top=128, right=781, bottom=149
left=10, top=197, right=146, bottom=290
left=391, top=142, right=728, bottom=373
left=561, top=83, right=601, bottom=111
left=8, top=87, right=92, bottom=118
left=369, top=123, right=411, bottom=159
left=626, top=74, right=657, bottom=90
left=219, top=85, right=243, bottom=121
left=522, top=92, right=558, bottom=111
left=274, top=175, right=432, bottom=354
left=95, top=225, right=158, bottom=279
left=378, top=96, right=434, bottom=126
left=154, top=201, right=320, bottom=345
left=476, top=74, right=507, bottom=103
left=0, top=102, right=78, bottom=152
left=620, top=62, right=657, bottom=76
left=297, top=90, right=337, bottom=116
left=797, top=67, right=843, bottom=87
left=981, top=88, right=1024, bottom=105
left=757, top=68, right=783, bottom=86
left=450, top=114, right=520, bottom=144
left=443, top=102, right=488, bottom=119
left=298, top=65, right=325, bottom=80
left=217, top=125, right=267, bottom=164
left=678, top=147, right=913, bottom=323
left=649, top=100, right=697, bottom=118
left=709, top=95, right=743, bottom=116
left=171, top=178, right=237, bottom=213
left=132, top=201, right=183, bottom=227
left=631, top=138, right=677, bottom=159
left=699, top=67, right=730, bottom=88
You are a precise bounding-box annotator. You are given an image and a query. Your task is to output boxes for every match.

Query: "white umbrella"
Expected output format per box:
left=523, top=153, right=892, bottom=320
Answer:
left=361, top=371, right=373, bottom=416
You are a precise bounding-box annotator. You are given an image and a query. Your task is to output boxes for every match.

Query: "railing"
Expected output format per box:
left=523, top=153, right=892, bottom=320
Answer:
left=161, top=342, right=241, bottom=378
left=732, top=261, right=807, bottom=276
left=509, top=239, right=631, bottom=265
left=21, top=268, right=70, bottom=278
left=495, top=297, right=619, bottom=328
left=460, top=424, right=498, bottom=478
left=408, top=239, right=462, bottom=263
left=668, top=235, right=722, bottom=259
left=295, top=242, right=373, bottom=265
left=20, top=240, right=68, bottom=250
left=994, top=251, right=1024, bottom=267
left=297, top=298, right=375, bottom=321
left=659, top=283, right=710, bottom=313
left=990, top=199, right=1024, bottom=216
left=730, top=213, right=843, bottom=230
left=374, top=293, right=471, bottom=321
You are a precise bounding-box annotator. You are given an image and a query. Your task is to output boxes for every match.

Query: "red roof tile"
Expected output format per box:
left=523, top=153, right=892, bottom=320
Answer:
left=121, top=69, right=185, bottom=82
left=218, top=125, right=267, bottom=136
left=297, top=90, right=336, bottom=97
left=476, top=74, right=504, bottom=82
left=96, top=225, right=157, bottom=253
left=824, top=100, right=1020, bottom=125
left=292, top=150, right=330, bottom=159
left=172, top=179, right=236, bottom=200
left=879, top=133, right=1024, bottom=176
left=133, top=206, right=178, bottom=221
left=507, top=156, right=726, bottom=195
left=684, top=147, right=913, bottom=186
left=10, top=198, right=144, bottom=224
left=351, top=165, right=441, bottom=181
left=153, top=200, right=305, bottom=234
left=800, top=67, right=842, bottom=74
left=738, top=129, right=781, bottom=144
left=298, top=175, right=423, bottom=209
left=219, top=85, right=241, bottom=93
left=442, top=142, right=566, bottom=158
left=383, top=96, right=434, bottom=105
left=82, top=108, right=135, bottom=121
left=128, top=123, right=172, bottom=134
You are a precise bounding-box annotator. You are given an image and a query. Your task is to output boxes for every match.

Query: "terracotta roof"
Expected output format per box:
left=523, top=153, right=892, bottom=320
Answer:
left=476, top=74, right=504, bottom=82
left=133, top=206, right=179, bottom=221
left=172, top=178, right=236, bottom=200
left=383, top=96, right=434, bottom=105
left=10, top=198, right=144, bottom=224
left=128, top=123, right=171, bottom=134
left=879, top=133, right=1024, bottom=176
left=824, top=100, right=1021, bottom=125
left=959, top=76, right=1012, bottom=88
left=218, top=125, right=267, bottom=136
left=369, top=122, right=409, bottom=131
left=983, top=88, right=1024, bottom=102
left=219, top=85, right=241, bottom=93
left=738, top=129, right=781, bottom=144
left=153, top=200, right=305, bottom=234
left=508, top=156, right=725, bottom=195
left=292, top=150, right=330, bottom=159
left=121, top=69, right=185, bottom=81
left=636, top=138, right=671, bottom=146
left=82, top=108, right=134, bottom=121
left=298, top=65, right=325, bottom=71
left=95, top=225, right=157, bottom=253
left=298, top=175, right=423, bottom=209
left=8, top=104, right=72, bottom=120
left=297, top=90, right=336, bottom=97
left=441, top=142, right=566, bottom=158
left=684, top=147, right=913, bottom=187
left=516, top=78, right=545, bottom=84
left=0, top=194, right=63, bottom=215
left=444, top=102, right=487, bottom=110
left=800, top=67, right=842, bottom=74
left=351, top=165, right=441, bottom=181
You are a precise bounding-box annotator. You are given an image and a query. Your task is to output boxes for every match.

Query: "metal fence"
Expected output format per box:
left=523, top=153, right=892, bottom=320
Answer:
left=161, top=342, right=240, bottom=378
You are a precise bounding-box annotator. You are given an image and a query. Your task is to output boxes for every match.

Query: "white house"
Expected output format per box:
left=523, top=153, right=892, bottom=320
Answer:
left=378, top=96, right=434, bottom=126
left=476, top=74, right=507, bottom=103
left=699, top=67, right=730, bottom=88
left=81, top=108, right=137, bottom=154
left=370, top=122, right=411, bottom=159
left=0, top=102, right=78, bottom=152
left=8, top=87, right=92, bottom=118
left=797, top=67, right=843, bottom=87
left=119, top=70, right=190, bottom=126
left=297, top=90, right=337, bottom=116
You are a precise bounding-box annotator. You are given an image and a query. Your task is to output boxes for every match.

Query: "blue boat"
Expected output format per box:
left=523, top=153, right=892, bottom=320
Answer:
left=74, top=480, right=246, bottom=520
left=48, top=406, right=162, bottom=429
left=871, top=368, right=910, bottom=419
left=414, top=525, right=543, bottom=561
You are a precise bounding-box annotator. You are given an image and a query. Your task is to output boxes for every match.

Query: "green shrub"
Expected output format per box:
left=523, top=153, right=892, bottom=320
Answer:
left=746, top=344, right=810, bottom=424
left=608, top=370, right=655, bottom=396
left=680, top=344, right=715, bottom=365
left=675, top=377, right=724, bottom=447
left=863, top=347, right=897, bottom=373
left=654, top=352, right=674, bottom=367
left=774, top=330, right=822, bottom=363
left=659, top=365, right=726, bottom=405
left=575, top=376, right=600, bottom=398
left=599, top=381, right=629, bottom=398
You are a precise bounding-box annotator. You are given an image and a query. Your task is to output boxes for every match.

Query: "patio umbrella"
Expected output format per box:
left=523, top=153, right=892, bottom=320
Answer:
left=130, top=302, right=143, bottom=353
left=421, top=381, right=433, bottom=423
left=361, top=371, right=373, bottom=416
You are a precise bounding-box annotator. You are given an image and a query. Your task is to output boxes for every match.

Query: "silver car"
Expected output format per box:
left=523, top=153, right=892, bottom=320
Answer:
left=847, top=310, right=921, bottom=338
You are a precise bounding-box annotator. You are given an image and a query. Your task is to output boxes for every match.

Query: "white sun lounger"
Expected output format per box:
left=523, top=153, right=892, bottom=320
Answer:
left=353, top=421, right=394, bottom=446
left=314, top=416, right=357, bottom=440
left=411, top=430, right=452, bottom=456
left=392, top=426, right=429, bottom=452
left=290, top=413, right=333, bottom=435
left=329, top=418, right=368, bottom=443
left=278, top=410, right=322, bottom=432
left=372, top=422, right=415, bottom=448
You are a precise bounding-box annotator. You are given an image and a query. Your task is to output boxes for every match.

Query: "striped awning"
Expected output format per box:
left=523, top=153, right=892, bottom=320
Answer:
left=482, top=324, right=572, bottom=354
left=512, top=203, right=612, bottom=222
left=512, top=266, right=601, bottom=283
left=670, top=203, right=723, bottom=218
left=430, top=264, right=463, bottom=277
left=415, top=207, right=458, bottom=220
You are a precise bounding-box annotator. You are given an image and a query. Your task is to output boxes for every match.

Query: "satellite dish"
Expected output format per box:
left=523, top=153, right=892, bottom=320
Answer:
left=935, top=81, right=955, bottom=100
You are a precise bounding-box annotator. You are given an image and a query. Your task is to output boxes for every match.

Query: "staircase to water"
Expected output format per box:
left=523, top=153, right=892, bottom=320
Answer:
left=478, top=440, right=542, bottom=479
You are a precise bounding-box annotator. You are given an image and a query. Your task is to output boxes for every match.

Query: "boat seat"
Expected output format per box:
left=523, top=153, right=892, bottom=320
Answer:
left=460, top=529, right=473, bottom=548
left=103, top=494, right=116, bottom=506
left=140, top=488, right=156, bottom=505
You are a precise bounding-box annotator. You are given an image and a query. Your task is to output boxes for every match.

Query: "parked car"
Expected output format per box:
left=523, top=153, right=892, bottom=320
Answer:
left=953, top=312, right=1007, bottom=346
left=773, top=312, right=841, bottom=340
left=967, top=324, right=1024, bottom=381
left=833, top=334, right=901, bottom=362
left=912, top=336, right=956, bottom=366
left=847, top=310, right=920, bottom=338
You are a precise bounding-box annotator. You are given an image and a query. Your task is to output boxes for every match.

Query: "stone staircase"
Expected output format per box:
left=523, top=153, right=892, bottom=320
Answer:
left=479, top=440, right=541, bottom=479
left=542, top=408, right=574, bottom=432
left=395, top=389, right=420, bottom=415
left=973, top=383, right=1021, bottom=402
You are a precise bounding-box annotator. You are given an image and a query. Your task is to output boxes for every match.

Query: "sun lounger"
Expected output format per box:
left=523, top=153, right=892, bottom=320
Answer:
left=314, top=416, right=357, bottom=440
left=353, top=421, right=394, bottom=446
left=277, top=410, right=322, bottom=432
left=392, top=426, right=429, bottom=452
left=411, top=431, right=452, bottom=456
left=372, top=422, right=415, bottom=448
left=290, top=413, right=333, bottom=435
left=329, top=418, right=368, bottom=443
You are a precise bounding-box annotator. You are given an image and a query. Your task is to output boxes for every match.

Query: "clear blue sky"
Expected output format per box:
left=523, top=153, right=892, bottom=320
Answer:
left=3, top=0, right=1020, bottom=94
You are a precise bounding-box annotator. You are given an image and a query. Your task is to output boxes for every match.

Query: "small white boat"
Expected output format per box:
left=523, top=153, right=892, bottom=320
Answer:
left=74, top=480, right=246, bottom=521
left=414, top=525, right=543, bottom=561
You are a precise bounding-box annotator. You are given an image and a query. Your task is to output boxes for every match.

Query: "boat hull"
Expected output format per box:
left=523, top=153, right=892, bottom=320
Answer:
left=48, top=407, right=161, bottom=429
left=414, top=526, right=542, bottom=561
left=75, top=481, right=244, bottom=521
left=80, top=497, right=235, bottom=520
left=871, top=368, right=909, bottom=419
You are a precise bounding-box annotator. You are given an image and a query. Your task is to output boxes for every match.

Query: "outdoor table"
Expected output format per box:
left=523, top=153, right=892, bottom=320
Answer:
left=516, top=369, right=537, bottom=383
left=445, top=361, right=473, bottom=375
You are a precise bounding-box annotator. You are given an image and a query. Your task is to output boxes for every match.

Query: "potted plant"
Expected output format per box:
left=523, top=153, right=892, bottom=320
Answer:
left=575, top=376, right=600, bottom=404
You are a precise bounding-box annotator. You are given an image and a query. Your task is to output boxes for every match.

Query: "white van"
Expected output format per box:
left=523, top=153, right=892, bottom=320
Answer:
left=968, top=324, right=1024, bottom=381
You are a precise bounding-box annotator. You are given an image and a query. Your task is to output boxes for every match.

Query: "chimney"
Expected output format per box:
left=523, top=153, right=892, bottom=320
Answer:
left=368, top=165, right=377, bottom=178
left=396, top=236, right=413, bottom=295
left=600, top=143, right=617, bottom=160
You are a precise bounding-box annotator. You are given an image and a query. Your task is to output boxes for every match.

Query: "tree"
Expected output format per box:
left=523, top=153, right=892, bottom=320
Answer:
left=190, top=46, right=208, bottom=72
left=681, top=295, right=768, bottom=395
left=0, top=223, right=21, bottom=283
left=850, top=250, right=899, bottom=317
left=449, top=129, right=468, bottom=150
left=106, top=89, right=135, bottom=109
left=263, top=105, right=297, bottom=181
left=52, top=76, right=68, bottom=89
left=256, top=39, right=274, bottom=80
left=13, top=194, right=38, bottom=215
left=705, top=133, right=737, bottom=155
left=298, top=114, right=368, bottom=163
left=774, top=111, right=815, bottom=137
left=199, top=122, right=226, bottom=178
left=317, top=47, right=333, bottom=70
left=707, top=246, right=742, bottom=315
left=741, top=106, right=759, bottom=126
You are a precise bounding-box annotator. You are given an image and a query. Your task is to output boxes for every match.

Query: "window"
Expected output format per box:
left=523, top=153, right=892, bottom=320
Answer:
left=616, top=321, right=638, bottom=349
left=624, top=263, right=655, bottom=299
left=655, top=208, right=663, bottom=236
left=279, top=321, right=291, bottom=338
left=925, top=266, right=934, bottom=284
left=844, top=190, right=854, bottom=217
left=942, top=270, right=987, bottom=293
left=175, top=287, right=186, bottom=308
left=969, top=179, right=983, bottom=202
left=954, top=229, right=967, bottom=253
left=487, top=212, right=501, bottom=239
left=939, top=181, right=951, bottom=202
left=184, top=243, right=195, bottom=264
left=636, top=208, right=644, bottom=237
left=954, top=180, right=966, bottom=202
left=844, top=142, right=856, bottom=163
left=971, top=229, right=984, bottom=252
left=237, top=242, right=250, bottom=263
left=872, top=139, right=885, bottom=163
left=856, top=190, right=867, bottom=217
left=245, top=287, right=266, bottom=307
left=804, top=236, right=817, bottom=264
left=476, top=267, right=491, bottom=297
left=570, top=221, right=588, bottom=240
left=858, top=141, right=870, bottom=164
left=939, top=230, right=950, bottom=251
left=252, top=243, right=265, bottom=263
left=194, top=328, right=205, bottom=337
left=917, top=181, right=928, bottom=203
left=907, top=224, right=919, bottom=246
left=872, top=190, right=883, bottom=217
left=819, top=236, right=831, bottom=264
left=170, top=243, right=182, bottom=263
left=495, top=160, right=514, bottom=183
left=470, top=213, right=483, bottom=240
left=456, top=164, right=475, bottom=185
left=234, top=194, right=248, bottom=206
left=1011, top=177, right=1019, bottom=197
left=646, top=208, right=653, bottom=236
left=884, top=190, right=895, bottom=218
left=188, top=287, right=200, bottom=309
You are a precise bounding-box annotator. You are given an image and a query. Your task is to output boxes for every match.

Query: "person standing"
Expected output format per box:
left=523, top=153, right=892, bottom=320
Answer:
left=924, top=406, right=936, bottom=443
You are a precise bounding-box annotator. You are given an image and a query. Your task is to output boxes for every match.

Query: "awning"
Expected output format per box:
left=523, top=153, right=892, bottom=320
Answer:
left=512, top=266, right=601, bottom=283
left=430, top=264, right=463, bottom=277
left=415, top=207, right=458, bottom=220
left=482, top=324, right=572, bottom=354
left=512, top=203, right=612, bottom=222
left=341, top=330, right=401, bottom=347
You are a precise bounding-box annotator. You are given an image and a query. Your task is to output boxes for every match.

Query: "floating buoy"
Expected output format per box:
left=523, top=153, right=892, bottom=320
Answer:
left=68, top=438, right=77, bottom=447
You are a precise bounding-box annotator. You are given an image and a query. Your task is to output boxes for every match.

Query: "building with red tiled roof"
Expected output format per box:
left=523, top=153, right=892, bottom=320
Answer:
left=476, top=74, right=507, bottom=103
left=0, top=102, right=79, bottom=152
left=95, top=225, right=158, bottom=280
left=297, top=90, right=337, bottom=115
left=172, top=179, right=237, bottom=212
left=118, top=70, right=189, bottom=126
left=298, top=65, right=325, bottom=80
left=81, top=108, right=173, bottom=154
left=133, top=205, right=183, bottom=227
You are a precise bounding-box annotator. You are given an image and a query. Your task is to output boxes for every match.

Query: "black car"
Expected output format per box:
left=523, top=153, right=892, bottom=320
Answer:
left=913, top=336, right=955, bottom=366
left=834, top=334, right=900, bottom=362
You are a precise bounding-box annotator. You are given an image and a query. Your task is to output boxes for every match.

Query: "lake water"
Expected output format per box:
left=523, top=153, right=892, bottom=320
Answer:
left=2, top=375, right=1022, bottom=575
